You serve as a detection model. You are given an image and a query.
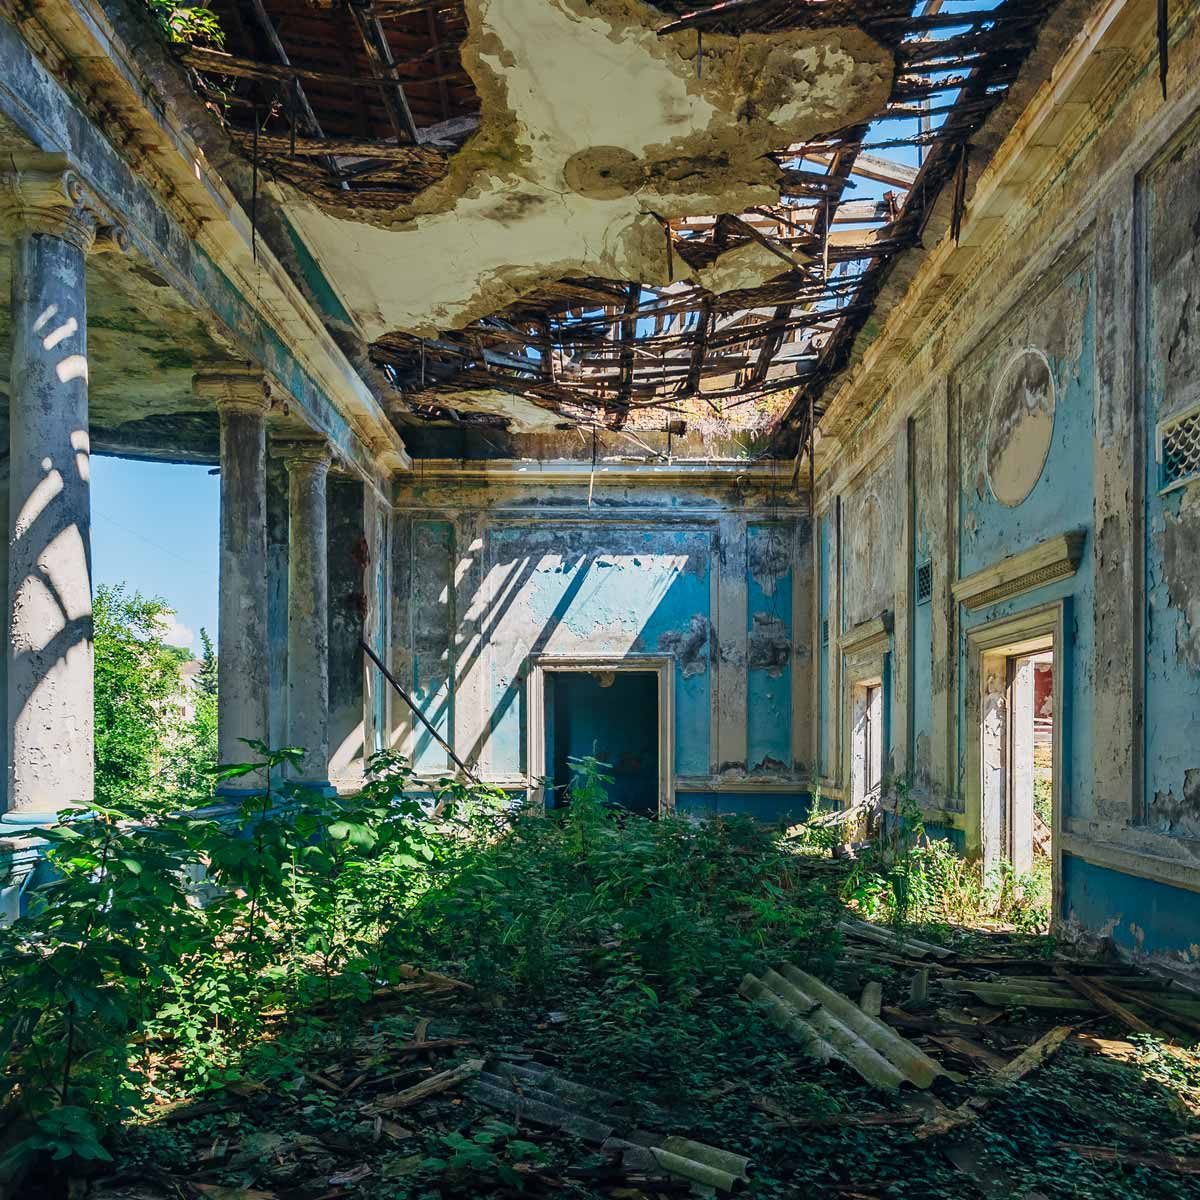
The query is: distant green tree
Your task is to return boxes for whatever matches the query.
[167,681,218,802]
[93,585,187,808]
[196,627,218,697]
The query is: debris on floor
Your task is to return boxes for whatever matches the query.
[87,915,1200,1200]
[739,964,947,1090]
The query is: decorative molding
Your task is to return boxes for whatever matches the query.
[953,530,1085,611]
[275,436,333,473]
[398,458,813,490]
[838,611,893,656]
[1060,833,1200,897]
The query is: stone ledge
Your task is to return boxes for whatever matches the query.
[1060,832,1200,896]
[839,611,893,656]
[952,529,1086,611]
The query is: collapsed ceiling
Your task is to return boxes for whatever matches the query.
[184,0,1059,455]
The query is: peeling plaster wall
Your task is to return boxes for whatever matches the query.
[910,409,933,794]
[1142,121,1200,841]
[390,472,810,809]
[953,256,1097,824]
[747,523,793,773]
[841,456,896,632]
[807,4,1200,962]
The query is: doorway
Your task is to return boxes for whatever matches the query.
[966,602,1067,923]
[976,624,1057,910]
[850,678,884,805]
[1007,649,1054,875]
[544,670,660,815]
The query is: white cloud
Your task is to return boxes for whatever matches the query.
[156,614,195,649]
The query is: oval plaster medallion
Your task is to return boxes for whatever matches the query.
[986,347,1056,507]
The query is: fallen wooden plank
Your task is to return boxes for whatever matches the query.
[1054,968,1154,1035]
[916,1026,1074,1139]
[928,1035,1011,1073]
[994,1024,1075,1084]
[1101,983,1200,1037]
[365,1058,482,1112]
[1057,1143,1200,1175]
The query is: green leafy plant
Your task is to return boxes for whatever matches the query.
[0,740,501,1191]
[422,1120,548,1192]
[145,0,224,47]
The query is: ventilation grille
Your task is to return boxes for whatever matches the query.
[1159,403,1200,493]
[821,618,830,647]
[917,560,933,605]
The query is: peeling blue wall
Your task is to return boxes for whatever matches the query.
[1142,138,1200,840]
[677,791,812,824]
[956,266,1096,818]
[394,504,811,812]
[747,524,792,772]
[1062,854,1200,956]
[486,523,713,780]
[411,520,454,773]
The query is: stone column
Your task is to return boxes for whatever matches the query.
[280,439,331,788]
[195,366,271,791]
[0,157,109,821]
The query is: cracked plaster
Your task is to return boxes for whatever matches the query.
[282,0,892,341]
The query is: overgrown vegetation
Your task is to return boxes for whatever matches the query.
[802,781,1053,935]
[2,749,1196,1199]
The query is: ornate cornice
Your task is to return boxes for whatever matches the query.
[815,0,1175,461]
[193,363,271,415]
[952,529,1086,611]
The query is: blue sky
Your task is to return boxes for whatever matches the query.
[91,456,220,657]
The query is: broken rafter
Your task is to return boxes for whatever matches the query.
[806,150,916,189]
[347,0,422,144]
[610,281,642,428]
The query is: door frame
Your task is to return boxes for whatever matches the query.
[526,654,675,815]
[964,600,1069,921]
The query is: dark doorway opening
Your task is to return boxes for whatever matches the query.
[545,670,659,815]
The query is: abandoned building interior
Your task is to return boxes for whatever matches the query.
[0,0,1199,979]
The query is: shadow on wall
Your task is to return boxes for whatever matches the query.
[403,521,796,790]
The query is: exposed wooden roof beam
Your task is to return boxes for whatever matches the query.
[809,150,917,189]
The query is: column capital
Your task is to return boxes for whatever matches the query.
[0,152,117,253]
[194,362,271,414]
[275,436,332,473]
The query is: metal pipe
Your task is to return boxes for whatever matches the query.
[359,638,479,782]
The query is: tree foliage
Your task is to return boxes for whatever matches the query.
[93,584,217,807]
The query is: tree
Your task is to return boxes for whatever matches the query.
[196,627,218,697]
[93,585,188,808]
[93,585,219,807]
